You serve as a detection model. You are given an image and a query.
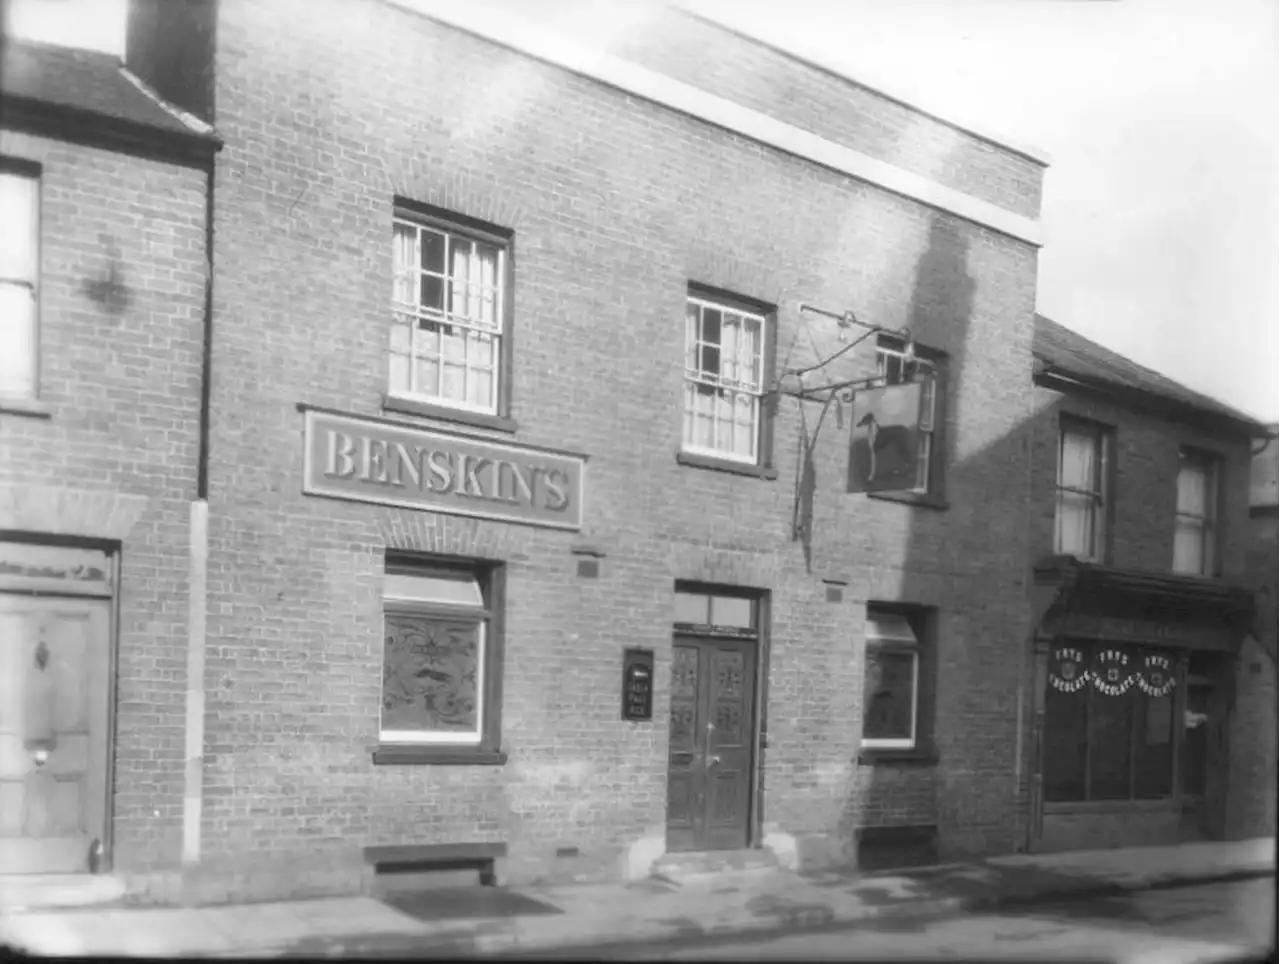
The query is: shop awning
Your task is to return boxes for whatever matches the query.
[1034,555,1258,652]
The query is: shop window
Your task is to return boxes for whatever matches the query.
[681,287,774,468]
[389,204,512,422]
[1173,448,1220,577]
[1055,418,1111,561]
[861,606,935,758]
[1043,642,1176,802]
[0,160,40,402]
[375,554,506,765]
[871,335,948,503]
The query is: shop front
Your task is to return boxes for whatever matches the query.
[1029,558,1255,853]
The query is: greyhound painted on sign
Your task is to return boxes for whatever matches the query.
[847,381,922,493]
[856,410,916,486]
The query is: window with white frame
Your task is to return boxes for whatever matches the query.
[390,210,508,414]
[875,335,939,494]
[1173,449,1219,577]
[1056,419,1111,561]
[0,163,40,400]
[683,293,768,464]
[861,610,921,750]
[381,561,495,747]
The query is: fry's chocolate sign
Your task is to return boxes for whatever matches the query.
[302,409,586,530]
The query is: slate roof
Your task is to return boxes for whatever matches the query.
[1,37,215,143]
[1033,314,1268,433]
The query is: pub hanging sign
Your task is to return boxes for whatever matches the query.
[622,648,655,722]
[1048,645,1089,693]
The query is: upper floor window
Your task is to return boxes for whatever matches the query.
[682,291,770,465]
[390,207,510,416]
[1173,448,1219,577]
[874,335,944,496]
[0,162,40,401]
[1056,418,1111,561]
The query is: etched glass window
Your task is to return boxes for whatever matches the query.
[380,565,487,745]
[861,611,920,749]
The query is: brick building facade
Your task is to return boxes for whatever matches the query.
[0,35,218,884]
[196,0,1044,894]
[1027,316,1271,851]
[3,0,1270,905]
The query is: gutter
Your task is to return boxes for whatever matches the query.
[1033,362,1270,440]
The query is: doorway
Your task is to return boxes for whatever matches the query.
[1179,650,1231,840]
[666,586,762,853]
[0,544,114,875]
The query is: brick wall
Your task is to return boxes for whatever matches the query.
[205,0,1041,884]
[0,129,207,871]
[1228,508,1278,839]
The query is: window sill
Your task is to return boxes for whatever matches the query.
[857,745,939,766]
[868,490,948,511]
[372,744,509,766]
[676,451,778,480]
[382,394,518,434]
[0,395,52,419]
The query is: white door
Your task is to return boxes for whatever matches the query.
[0,595,111,874]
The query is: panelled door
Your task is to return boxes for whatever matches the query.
[666,635,757,852]
[0,595,111,874]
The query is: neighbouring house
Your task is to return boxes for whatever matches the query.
[0,23,219,891]
[1027,315,1272,852]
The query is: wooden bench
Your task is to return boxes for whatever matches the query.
[364,842,508,886]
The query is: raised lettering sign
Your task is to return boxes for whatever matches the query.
[302,409,587,530]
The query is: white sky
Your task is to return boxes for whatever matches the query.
[683,0,1280,422]
[8,0,1277,420]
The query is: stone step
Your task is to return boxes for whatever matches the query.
[650,848,782,886]
[0,873,127,913]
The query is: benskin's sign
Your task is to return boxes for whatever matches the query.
[302,409,586,530]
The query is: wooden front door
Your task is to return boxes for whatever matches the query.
[0,595,111,873]
[666,636,756,852]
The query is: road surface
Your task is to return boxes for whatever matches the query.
[613,878,1275,963]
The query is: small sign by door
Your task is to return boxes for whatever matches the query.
[622,648,654,721]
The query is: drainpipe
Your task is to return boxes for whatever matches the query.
[183,155,215,867]
[1013,394,1035,852]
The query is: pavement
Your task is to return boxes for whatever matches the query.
[0,837,1274,959]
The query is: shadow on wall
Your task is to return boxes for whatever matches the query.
[837,214,1041,869]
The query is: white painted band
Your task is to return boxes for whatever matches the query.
[386,0,1044,247]
[182,500,209,866]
